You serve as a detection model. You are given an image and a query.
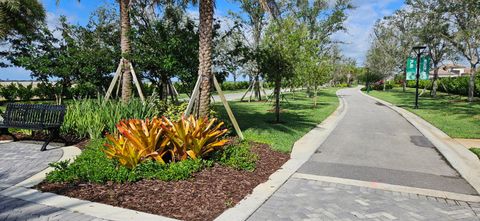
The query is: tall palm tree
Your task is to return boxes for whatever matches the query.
[194,0,276,117]
[119,0,133,102]
[196,0,214,117]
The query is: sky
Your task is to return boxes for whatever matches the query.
[0,0,404,81]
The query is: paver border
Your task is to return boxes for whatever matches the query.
[214,90,348,221]
[360,89,480,195]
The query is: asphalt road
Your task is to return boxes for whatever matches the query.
[298,87,477,194]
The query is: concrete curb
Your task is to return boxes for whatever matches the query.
[215,91,348,221]
[0,186,178,221]
[360,89,480,195]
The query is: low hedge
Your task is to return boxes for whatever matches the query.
[406,76,480,96]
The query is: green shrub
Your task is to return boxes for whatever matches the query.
[62,97,158,139]
[16,84,35,101]
[212,141,257,171]
[406,77,480,97]
[221,81,250,91]
[35,82,57,100]
[45,138,257,183]
[0,83,18,101]
[337,83,349,88]
[62,96,187,139]
[69,82,97,99]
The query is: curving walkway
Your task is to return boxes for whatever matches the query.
[0,142,108,221]
[248,88,480,221]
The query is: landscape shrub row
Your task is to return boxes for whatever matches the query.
[405,76,480,96]
[46,138,256,183]
[0,81,255,102]
[61,96,187,139]
[0,82,98,102]
[362,80,394,91]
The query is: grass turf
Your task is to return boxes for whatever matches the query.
[367,87,480,139]
[215,88,340,152]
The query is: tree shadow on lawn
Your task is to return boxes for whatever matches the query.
[383,91,480,128]
[216,99,334,136]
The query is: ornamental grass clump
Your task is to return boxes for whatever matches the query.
[103,115,228,169]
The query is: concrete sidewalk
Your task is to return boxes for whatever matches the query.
[0,142,109,221]
[248,88,480,221]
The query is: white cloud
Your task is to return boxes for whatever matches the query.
[332,0,403,66]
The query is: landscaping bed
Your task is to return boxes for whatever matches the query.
[37,141,289,221]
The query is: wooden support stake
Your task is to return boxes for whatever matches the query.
[240,80,254,101]
[185,76,202,116]
[212,75,244,140]
[104,59,123,101]
[129,62,145,103]
[115,71,123,98]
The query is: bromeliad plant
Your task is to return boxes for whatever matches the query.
[103,115,228,168]
[104,118,172,168]
[162,115,229,161]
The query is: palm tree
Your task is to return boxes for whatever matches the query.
[119,0,133,102]
[196,0,215,117]
[0,0,46,39]
[194,0,276,117]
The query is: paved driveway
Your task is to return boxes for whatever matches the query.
[249,88,480,221]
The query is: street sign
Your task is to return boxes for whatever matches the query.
[406,56,430,80]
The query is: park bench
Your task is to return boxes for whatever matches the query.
[0,103,66,151]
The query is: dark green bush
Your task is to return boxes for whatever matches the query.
[406,76,480,96]
[16,84,34,101]
[212,141,257,171]
[69,82,97,99]
[0,83,18,101]
[220,81,250,91]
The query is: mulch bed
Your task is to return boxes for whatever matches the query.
[37,142,290,221]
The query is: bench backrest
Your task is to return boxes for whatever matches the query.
[3,103,66,129]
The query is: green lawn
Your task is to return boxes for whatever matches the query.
[367,87,480,139]
[216,88,340,152]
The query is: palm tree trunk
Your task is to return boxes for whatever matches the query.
[120,0,132,102]
[197,0,214,118]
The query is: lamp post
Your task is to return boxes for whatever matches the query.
[412,46,426,109]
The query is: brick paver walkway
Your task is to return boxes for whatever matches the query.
[249,177,480,221]
[248,88,480,221]
[0,142,109,221]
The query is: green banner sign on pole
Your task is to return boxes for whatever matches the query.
[419,56,430,80]
[406,56,430,80]
[406,57,416,80]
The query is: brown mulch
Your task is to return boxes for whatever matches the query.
[37,142,290,221]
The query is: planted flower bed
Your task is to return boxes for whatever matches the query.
[37,114,289,221]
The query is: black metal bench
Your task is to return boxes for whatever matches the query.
[0,103,66,151]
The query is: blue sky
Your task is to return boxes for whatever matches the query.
[0,0,404,81]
